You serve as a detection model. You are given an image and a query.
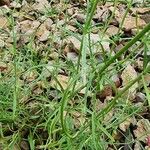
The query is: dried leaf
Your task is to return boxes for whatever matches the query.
[66,25,77,32]
[23,71,38,83]
[67,8,74,16]
[72,111,86,128]
[49,51,59,60]
[141,14,150,23]
[147,136,150,147]
[19,20,40,43]
[38,30,50,42]
[51,75,69,91]
[94,7,111,22]
[97,85,113,100]
[67,36,81,51]
[0,0,10,6]
[66,33,110,54]
[0,16,8,29]
[44,18,53,30]
[134,57,143,70]
[111,74,121,88]
[117,16,146,31]
[134,141,141,150]
[76,13,85,23]
[109,6,121,18]
[132,0,144,4]
[36,24,50,41]
[94,7,106,20]
[67,52,78,63]
[103,109,114,123]
[41,61,62,78]
[112,130,123,140]
[121,64,138,100]
[119,117,134,132]
[135,92,146,102]
[90,33,110,53]
[133,119,150,143]
[33,86,43,95]
[0,5,10,15]
[131,7,150,14]
[20,20,33,33]
[20,140,30,150]
[106,25,119,37]
[0,62,7,72]
[145,146,150,150]
[33,0,50,13]
[143,74,150,86]
[10,1,22,8]
[50,74,87,94]
[0,39,5,48]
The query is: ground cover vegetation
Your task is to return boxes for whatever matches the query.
[0,0,150,149]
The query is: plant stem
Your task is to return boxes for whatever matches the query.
[77,66,149,137]
[97,23,150,81]
[83,0,99,35]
